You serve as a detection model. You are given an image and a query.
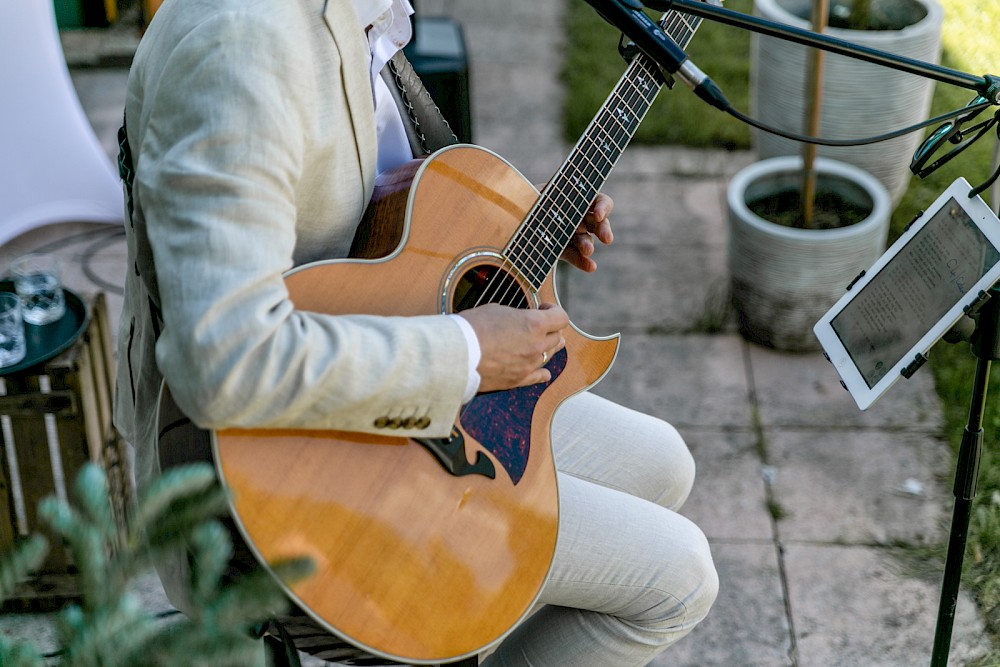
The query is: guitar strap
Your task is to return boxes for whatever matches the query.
[381,51,460,155]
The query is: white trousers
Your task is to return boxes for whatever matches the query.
[267,391,717,666]
[482,391,718,667]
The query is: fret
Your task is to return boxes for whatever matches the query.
[673,15,697,38]
[505,7,707,289]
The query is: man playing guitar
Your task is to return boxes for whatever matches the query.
[114,0,718,664]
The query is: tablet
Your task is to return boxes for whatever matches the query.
[814,177,1000,410]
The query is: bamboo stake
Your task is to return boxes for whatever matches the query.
[801,0,829,228]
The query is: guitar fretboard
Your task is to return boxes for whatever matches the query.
[506,10,704,289]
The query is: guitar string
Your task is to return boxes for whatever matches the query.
[482,98,640,318]
[459,87,637,320]
[521,9,700,271]
[487,36,670,305]
[507,61,652,287]
[456,13,699,426]
[502,11,699,287]
[506,53,660,289]
[477,83,638,309]
[455,8,709,430]
[462,11,699,317]
[519,9,708,277]
[469,17,683,314]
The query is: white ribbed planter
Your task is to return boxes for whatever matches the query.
[728,156,891,351]
[751,0,943,205]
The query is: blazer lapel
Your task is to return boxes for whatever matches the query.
[321,0,377,196]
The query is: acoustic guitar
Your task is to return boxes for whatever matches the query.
[156,5,713,664]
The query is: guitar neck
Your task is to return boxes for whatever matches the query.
[506,10,705,289]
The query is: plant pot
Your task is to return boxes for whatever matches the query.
[751,0,944,205]
[728,156,891,351]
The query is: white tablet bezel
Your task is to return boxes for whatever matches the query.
[813,177,1000,410]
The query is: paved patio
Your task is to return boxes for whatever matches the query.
[0,0,993,664]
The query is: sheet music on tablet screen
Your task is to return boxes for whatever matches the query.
[831,198,1000,388]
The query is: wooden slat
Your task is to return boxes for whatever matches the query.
[0,442,16,550]
[2,573,80,612]
[0,391,76,416]
[4,373,70,573]
[89,295,114,435]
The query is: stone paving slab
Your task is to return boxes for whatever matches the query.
[464,59,567,184]
[784,544,989,667]
[588,333,754,429]
[560,241,731,334]
[558,175,733,335]
[599,174,731,243]
[747,341,945,433]
[679,428,773,542]
[618,145,755,180]
[766,428,951,547]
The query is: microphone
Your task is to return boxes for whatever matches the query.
[579,0,730,110]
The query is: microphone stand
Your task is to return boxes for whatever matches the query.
[597,1,1000,665]
[934,289,999,667]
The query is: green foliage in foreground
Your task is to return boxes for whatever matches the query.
[0,463,313,666]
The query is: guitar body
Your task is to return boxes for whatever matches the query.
[162,145,619,663]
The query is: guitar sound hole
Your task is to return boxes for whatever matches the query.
[452,265,529,312]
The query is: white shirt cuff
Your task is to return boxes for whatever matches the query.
[448,314,482,403]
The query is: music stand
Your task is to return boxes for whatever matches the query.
[606,1,1000,664]
[932,287,1000,666]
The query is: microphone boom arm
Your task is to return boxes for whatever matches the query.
[579,0,732,109]
[643,0,1000,101]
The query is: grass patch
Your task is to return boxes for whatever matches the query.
[767,498,789,521]
[563,0,1000,649]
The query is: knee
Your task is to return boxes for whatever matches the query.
[649,421,696,511]
[650,521,718,632]
[682,530,719,626]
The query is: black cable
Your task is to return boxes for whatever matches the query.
[723,99,995,148]
[970,124,1000,198]
[16,224,126,296]
[24,224,123,255]
[914,116,999,178]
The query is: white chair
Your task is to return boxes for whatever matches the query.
[0,0,124,248]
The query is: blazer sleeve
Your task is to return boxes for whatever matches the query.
[134,11,470,438]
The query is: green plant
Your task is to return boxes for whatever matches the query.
[832,0,914,31]
[0,463,313,666]
[846,0,872,28]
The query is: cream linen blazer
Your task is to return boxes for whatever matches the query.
[113,0,470,495]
